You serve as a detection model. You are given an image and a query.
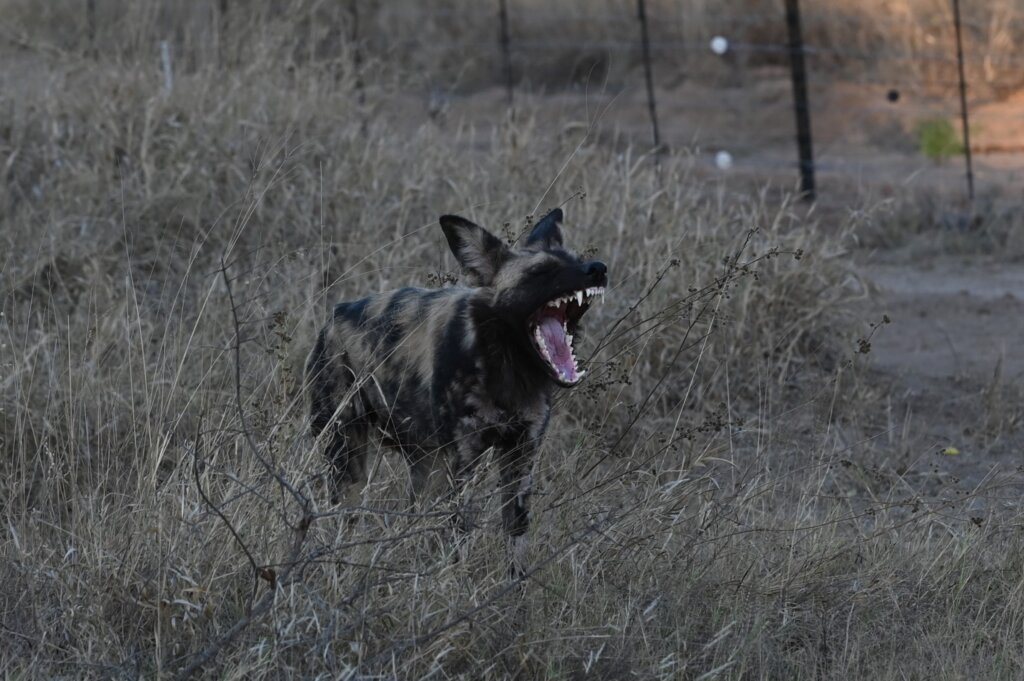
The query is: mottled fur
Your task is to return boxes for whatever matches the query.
[306,209,607,556]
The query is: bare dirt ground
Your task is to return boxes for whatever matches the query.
[858,252,1024,492]
[866,257,1024,382]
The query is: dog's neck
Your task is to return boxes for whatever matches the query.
[469,297,553,413]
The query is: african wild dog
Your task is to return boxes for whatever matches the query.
[305,208,607,559]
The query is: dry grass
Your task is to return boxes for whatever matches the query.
[3,3,1024,679]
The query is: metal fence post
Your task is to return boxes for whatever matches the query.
[784,0,816,201]
[218,0,229,67]
[498,0,514,108]
[86,0,97,56]
[951,0,975,203]
[637,0,661,152]
[350,0,366,107]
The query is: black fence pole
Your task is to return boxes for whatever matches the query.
[784,0,816,201]
[86,0,96,56]
[636,0,661,152]
[217,0,229,67]
[498,0,514,108]
[350,0,366,107]
[951,0,975,203]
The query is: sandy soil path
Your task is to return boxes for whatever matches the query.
[859,256,1024,494]
[866,258,1024,383]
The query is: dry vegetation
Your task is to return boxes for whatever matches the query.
[2,2,1024,679]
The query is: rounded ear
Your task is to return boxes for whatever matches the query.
[439,215,510,286]
[525,208,564,249]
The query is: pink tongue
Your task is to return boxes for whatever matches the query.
[537,316,577,381]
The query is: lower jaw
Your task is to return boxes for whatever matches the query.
[527,324,581,385]
[543,361,581,387]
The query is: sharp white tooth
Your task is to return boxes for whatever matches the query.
[577,369,586,379]
[575,291,583,306]
[566,333,573,345]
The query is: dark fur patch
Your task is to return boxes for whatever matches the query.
[334,298,369,326]
[430,296,470,442]
[306,329,332,435]
[368,287,417,351]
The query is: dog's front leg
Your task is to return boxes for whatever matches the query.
[498,442,536,578]
[440,444,488,539]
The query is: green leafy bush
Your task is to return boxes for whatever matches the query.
[915,117,964,162]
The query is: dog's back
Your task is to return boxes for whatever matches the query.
[307,286,481,461]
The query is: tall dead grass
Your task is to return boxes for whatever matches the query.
[3,4,1024,679]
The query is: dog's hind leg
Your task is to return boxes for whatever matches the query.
[407,452,442,509]
[322,417,370,507]
[306,329,371,505]
[498,442,537,578]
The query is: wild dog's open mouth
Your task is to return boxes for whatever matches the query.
[528,287,605,386]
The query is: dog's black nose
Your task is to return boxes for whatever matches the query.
[586,261,607,277]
